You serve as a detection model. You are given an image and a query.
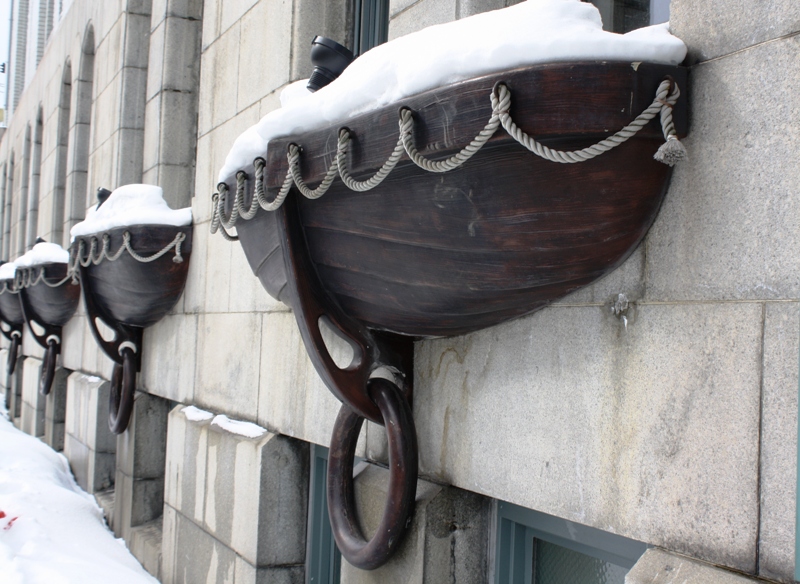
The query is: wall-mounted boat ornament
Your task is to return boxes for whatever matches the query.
[0,262,24,378]
[69,185,192,434]
[13,239,79,395]
[211,0,690,569]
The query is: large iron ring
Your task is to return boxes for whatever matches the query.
[38,340,58,395]
[6,331,20,376]
[108,346,136,434]
[327,377,418,570]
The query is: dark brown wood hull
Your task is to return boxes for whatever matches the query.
[19,263,80,327]
[0,286,24,326]
[74,225,192,328]
[232,62,687,338]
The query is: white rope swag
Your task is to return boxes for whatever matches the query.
[68,231,187,281]
[210,78,685,240]
[0,231,187,294]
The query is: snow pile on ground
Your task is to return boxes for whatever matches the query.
[14,242,70,267]
[0,262,16,281]
[0,413,158,584]
[70,184,192,239]
[218,0,687,180]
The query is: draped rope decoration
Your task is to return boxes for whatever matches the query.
[210,77,685,234]
[14,267,73,290]
[0,280,18,294]
[68,231,186,283]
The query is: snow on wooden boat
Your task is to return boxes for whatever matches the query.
[71,185,192,434]
[212,1,689,569]
[232,61,687,337]
[14,242,80,395]
[215,60,688,569]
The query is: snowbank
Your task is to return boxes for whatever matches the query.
[218,0,687,181]
[0,262,16,281]
[0,413,158,584]
[70,184,192,239]
[14,242,70,267]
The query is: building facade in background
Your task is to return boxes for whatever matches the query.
[0,0,798,583]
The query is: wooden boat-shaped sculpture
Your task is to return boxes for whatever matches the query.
[213,61,688,568]
[14,242,80,395]
[71,185,192,434]
[0,263,25,377]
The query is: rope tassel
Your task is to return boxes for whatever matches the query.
[654,135,687,166]
[652,78,686,166]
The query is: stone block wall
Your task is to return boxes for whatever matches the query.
[162,405,309,584]
[43,367,70,451]
[0,347,7,412]
[19,355,44,436]
[8,353,24,425]
[63,372,116,493]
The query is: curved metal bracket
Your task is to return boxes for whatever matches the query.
[277,196,413,425]
[0,318,22,343]
[79,263,142,434]
[4,326,21,376]
[19,283,64,351]
[79,263,143,370]
[18,285,64,396]
[39,340,58,396]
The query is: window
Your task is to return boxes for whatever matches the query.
[64,25,93,236]
[494,501,647,584]
[52,60,71,247]
[4,153,14,258]
[0,163,6,259]
[306,445,341,584]
[585,0,670,33]
[352,0,389,56]
[27,107,43,249]
[18,124,31,256]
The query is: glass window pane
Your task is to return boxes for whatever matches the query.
[586,0,670,33]
[650,0,670,25]
[533,539,628,584]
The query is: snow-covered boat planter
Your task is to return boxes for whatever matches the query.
[70,185,192,434]
[13,242,80,395]
[212,0,689,570]
[0,262,24,376]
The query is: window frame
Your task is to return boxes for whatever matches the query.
[352,0,389,56]
[306,444,342,584]
[493,500,648,584]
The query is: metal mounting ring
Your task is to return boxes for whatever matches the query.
[327,377,418,570]
[46,334,61,346]
[39,343,58,396]
[118,340,138,356]
[108,346,136,434]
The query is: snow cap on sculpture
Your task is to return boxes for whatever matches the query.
[15,242,70,267]
[70,184,192,239]
[219,0,687,181]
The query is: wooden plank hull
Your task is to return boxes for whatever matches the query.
[74,225,192,328]
[20,264,80,327]
[0,287,24,325]
[232,62,687,338]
